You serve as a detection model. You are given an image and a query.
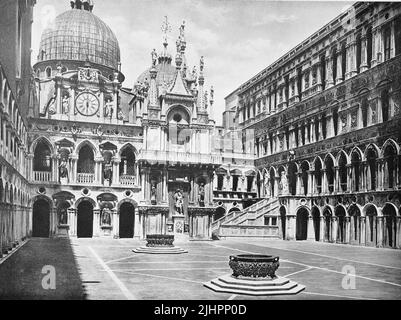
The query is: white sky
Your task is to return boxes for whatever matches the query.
[32,0,354,125]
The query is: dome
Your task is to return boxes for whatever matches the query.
[136,62,177,88]
[36,7,120,70]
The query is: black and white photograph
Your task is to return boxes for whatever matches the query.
[0,0,400,308]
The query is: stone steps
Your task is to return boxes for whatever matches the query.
[132,246,188,254]
[203,274,305,296]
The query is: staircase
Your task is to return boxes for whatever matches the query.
[212,197,280,239]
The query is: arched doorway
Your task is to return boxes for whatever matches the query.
[296,208,308,240]
[280,206,286,240]
[348,204,361,245]
[119,202,135,238]
[311,206,320,241]
[77,201,94,238]
[382,203,397,248]
[214,207,226,221]
[335,206,346,243]
[365,205,377,247]
[32,199,50,238]
[288,163,297,196]
[323,207,332,242]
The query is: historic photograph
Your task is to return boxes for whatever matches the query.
[0,0,400,302]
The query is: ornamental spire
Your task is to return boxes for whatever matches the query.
[159,16,172,65]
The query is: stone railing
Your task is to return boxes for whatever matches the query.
[219,225,279,238]
[119,175,136,186]
[33,171,52,182]
[77,173,95,184]
[138,150,222,165]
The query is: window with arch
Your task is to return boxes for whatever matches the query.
[338,152,348,192]
[33,140,52,172]
[351,151,361,192]
[356,35,362,73]
[381,89,390,122]
[383,25,391,61]
[383,143,397,189]
[366,147,378,191]
[45,67,52,78]
[77,145,95,174]
[366,27,373,68]
[325,156,335,193]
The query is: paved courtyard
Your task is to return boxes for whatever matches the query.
[1,237,401,300]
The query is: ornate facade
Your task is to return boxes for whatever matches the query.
[214,2,401,249]
[0,0,35,258]
[27,1,219,240]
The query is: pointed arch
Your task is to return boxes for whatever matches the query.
[30,136,54,154]
[381,138,400,157]
[75,140,99,157]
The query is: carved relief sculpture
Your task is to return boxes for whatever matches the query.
[174,189,184,215]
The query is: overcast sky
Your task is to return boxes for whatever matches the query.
[32,0,354,125]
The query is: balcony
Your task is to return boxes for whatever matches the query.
[138,150,222,166]
[119,175,136,186]
[33,171,52,183]
[77,173,95,184]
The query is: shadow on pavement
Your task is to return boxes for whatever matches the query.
[0,238,85,300]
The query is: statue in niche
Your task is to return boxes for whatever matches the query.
[117,107,124,121]
[62,93,70,114]
[59,207,68,225]
[101,208,112,226]
[104,98,113,119]
[151,48,158,67]
[198,183,205,207]
[174,189,184,215]
[103,158,113,186]
[48,95,56,115]
[150,182,157,205]
[71,124,79,141]
[280,171,288,194]
[59,155,68,179]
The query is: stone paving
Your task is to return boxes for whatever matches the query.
[1,237,401,300]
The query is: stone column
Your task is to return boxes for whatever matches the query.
[307,170,313,196]
[69,154,78,184]
[296,172,303,196]
[336,44,343,84]
[346,164,352,192]
[332,216,338,243]
[319,216,325,242]
[95,157,103,185]
[326,51,334,88]
[298,125,303,146]
[360,216,366,246]
[390,20,396,59]
[112,157,121,186]
[377,215,383,248]
[310,118,315,143]
[322,169,327,194]
[304,121,310,145]
[318,116,324,141]
[334,166,340,193]
[360,33,369,72]
[345,216,351,244]
[307,216,315,240]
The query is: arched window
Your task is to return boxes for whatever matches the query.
[217,175,224,191]
[356,35,362,73]
[366,147,378,191]
[301,161,309,196]
[33,140,52,172]
[383,143,397,189]
[314,158,322,194]
[381,90,390,122]
[366,27,373,68]
[383,25,391,61]
[77,145,95,174]
[338,152,348,192]
[351,151,361,192]
[119,146,136,185]
[333,109,338,136]
[325,155,335,193]
[45,67,52,78]
[332,47,337,82]
[362,98,368,127]
[288,163,297,196]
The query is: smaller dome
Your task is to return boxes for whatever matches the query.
[136,61,177,89]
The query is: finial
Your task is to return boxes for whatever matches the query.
[151,49,158,67]
[161,16,172,47]
[200,56,205,73]
[179,20,186,42]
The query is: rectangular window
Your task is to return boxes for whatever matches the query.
[384,26,391,61]
[264,217,270,226]
[271,217,277,226]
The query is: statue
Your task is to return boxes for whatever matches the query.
[104,158,113,186]
[101,208,112,226]
[151,182,157,205]
[210,86,214,101]
[151,48,158,67]
[71,124,79,141]
[59,207,68,225]
[117,107,124,120]
[198,183,205,207]
[280,171,288,194]
[192,66,197,79]
[174,189,184,215]
[62,93,69,114]
[104,98,113,119]
[200,56,204,72]
[179,20,185,40]
[59,156,68,179]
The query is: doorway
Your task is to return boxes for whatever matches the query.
[296,208,308,240]
[119,202,135,238]
[77,201,94,238]
[32,199,50,238]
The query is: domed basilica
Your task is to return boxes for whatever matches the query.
[28,0,220,240]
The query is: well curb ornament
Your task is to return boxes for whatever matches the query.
[132,234,188,254]
[204,254,305,296]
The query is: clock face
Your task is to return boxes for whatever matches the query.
[76,92,99,116]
